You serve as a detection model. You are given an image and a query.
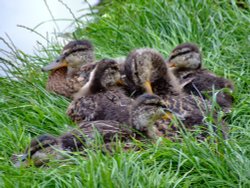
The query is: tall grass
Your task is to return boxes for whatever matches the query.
[0,0,249,187]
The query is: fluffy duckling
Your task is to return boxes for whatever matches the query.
[124,48,182,97]
[11,135,64,167]
[130,94,172,139]
[130,94,214,140]
[12,120,134,167]
[67,59,133,124]
[167,43,234,111]
[42,40,95,98]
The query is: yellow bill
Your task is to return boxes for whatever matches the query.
[42,55,68,72]
[168,62,176,68]
[162,111,173,120]
[116,79,124,86]
[143,80,153,94]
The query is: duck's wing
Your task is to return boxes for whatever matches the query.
[46,67,86,99]
[164,94,212,124]
[101,90,133,124]
[67,95,98,123]
[68,89,132,124]
[59,120,134,153]
[11,134,61,167]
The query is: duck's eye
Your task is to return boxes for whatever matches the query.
[110,70,115,75]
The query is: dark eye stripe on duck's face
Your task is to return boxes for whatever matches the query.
[63,40,93,52]
[168,48,193,62]
[63,47,92,58]
[168,43,200,61]
[62,40,94,58]
[134,94,167,109]
[42,40,94,72]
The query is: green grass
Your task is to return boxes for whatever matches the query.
[0,0,250,187]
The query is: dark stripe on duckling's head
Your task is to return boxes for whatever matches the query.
[167,43,202,70]
[132,93,167,109]
[42,40,94,72]
[130,94,171,137]
[171,43,200,55]
[62,40,94,57]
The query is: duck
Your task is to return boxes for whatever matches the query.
[166,43,234,111]
[11,134,63,167]
[42,40,95,99]
[12,120,134,167]
[11,92,218,167]
[123,48,183,98]
[123,49,221,137]
[130,93,215,140]
[67,58,133,124]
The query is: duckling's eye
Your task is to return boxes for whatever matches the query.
[109,70,115,74]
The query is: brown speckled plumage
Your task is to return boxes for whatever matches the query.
[12,120,134,167]
[163,94,211,127]
[167,43,234,111]
[43,40,95,99]
[130,94,217,141]
[46,67,87,98]
[67,59,133,124]
[67,89,133,124]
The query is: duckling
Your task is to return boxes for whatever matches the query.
[67,59,133,124]
[130,94,218,141]
[166,43,234,111]
[11,135,64,167]
[124,48,182,97]
[130,94,173,139]
[42,40,95,98]
[12,120,134,167]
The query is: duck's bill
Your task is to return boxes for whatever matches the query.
[116,79,124,86]
[143,81,154,94]
[167,61,176,68]
[162,112,173,120]
[11,153,28,167]
[41,55,67,72]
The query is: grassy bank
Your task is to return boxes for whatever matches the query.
[0,0,250,187]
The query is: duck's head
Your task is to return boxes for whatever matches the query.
[74,59,123,97]
[130,94,171,138]
[12,135,62,167]
[124,48,167,95]
[93,59,122,89]
[167,43,202,70]
[42,40,95,75]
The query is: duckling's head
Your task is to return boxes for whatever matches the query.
[12,135,61,167]
[167,43,202,70]
[93,59,122,89]
[74,59,122,97]
[42,40,95,75]
[130,94,169,135]
[124,48,167,95]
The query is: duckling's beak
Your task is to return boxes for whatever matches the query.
[168,61,176,68]
[12,153,28,167]
[162,111,173,120]
[116,79,124,86]
[41,55,68,72]
[143,80,154,94]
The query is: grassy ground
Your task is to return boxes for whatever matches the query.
[0,0,250,187]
